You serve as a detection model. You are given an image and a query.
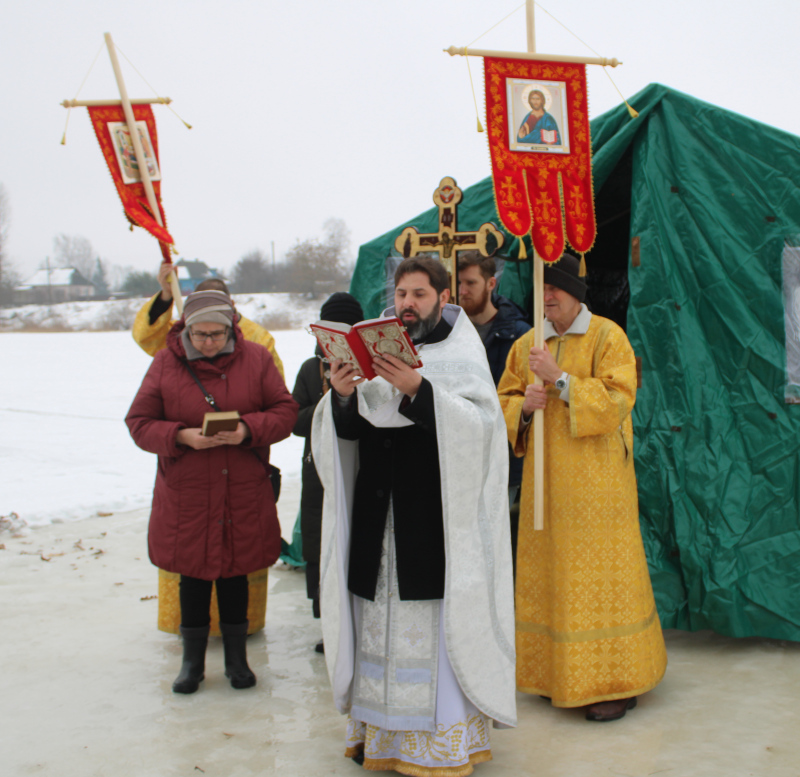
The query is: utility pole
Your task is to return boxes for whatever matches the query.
[45,256,53,305]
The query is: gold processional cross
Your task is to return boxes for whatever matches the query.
[394,176,504,304]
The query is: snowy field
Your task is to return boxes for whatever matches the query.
[0,292,321,332]
[1,325,317,529]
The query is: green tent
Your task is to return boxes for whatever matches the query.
[350,83,800,641]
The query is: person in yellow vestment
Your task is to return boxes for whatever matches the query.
[131,262,284,379]
[131,262,284,636]
[497,252,667,722]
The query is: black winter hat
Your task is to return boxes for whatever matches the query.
[320,292,364,326]
[543,252,587,302]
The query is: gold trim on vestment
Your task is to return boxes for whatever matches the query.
[516,605,658,643]
[518,669,667,708]
[343,749,492,777]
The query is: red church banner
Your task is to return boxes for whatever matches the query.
[483,57,596,262]
[87,104,174,261]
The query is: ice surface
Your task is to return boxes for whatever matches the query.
[1,327,318,528]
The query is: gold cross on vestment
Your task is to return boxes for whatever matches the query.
[394,176,505,303]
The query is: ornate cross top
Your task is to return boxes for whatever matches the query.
[394,176,504,303]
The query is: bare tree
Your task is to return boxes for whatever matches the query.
[230,249,272,293]
[0,184,19,305]
[91,258,110,299]
[53,234,95,280]
[282,218,352,295]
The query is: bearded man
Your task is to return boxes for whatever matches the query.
[312,255,516,775]
[497,251,667,722]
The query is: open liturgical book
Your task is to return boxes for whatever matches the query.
[310,316,422,380]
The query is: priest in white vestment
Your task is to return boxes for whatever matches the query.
[312,256,516,776]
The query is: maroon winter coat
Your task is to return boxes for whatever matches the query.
[126,322,298,580]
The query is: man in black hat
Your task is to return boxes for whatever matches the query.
[497,251,667,723]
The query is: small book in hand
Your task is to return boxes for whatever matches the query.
[202,410,241,436]
[309,316,422,380]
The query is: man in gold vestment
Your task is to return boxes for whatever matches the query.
[497,252,667,721]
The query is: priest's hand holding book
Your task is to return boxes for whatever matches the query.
[371,354,423,397]
[330,354,423,398]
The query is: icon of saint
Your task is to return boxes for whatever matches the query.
[517,86,561,145]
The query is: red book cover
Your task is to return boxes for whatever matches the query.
[310,316,422,380]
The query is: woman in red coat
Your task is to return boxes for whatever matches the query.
[126,290,298,694]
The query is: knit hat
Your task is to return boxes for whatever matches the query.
[183,289,236,329]
[543,252,587,302]
[320,292,364,326]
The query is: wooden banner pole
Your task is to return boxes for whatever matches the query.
[524,0,545,532]
[103,32,182,314]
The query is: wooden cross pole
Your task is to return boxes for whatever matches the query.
[394,176,504,304]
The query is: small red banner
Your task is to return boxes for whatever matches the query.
[87,104,174,260]
[484,57,596,261]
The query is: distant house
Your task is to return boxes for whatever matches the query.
[15,267,95,305]
[174,259,224,294]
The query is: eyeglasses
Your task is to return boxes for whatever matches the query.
[189,328,229,343]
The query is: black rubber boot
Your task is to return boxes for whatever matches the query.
[220,621,256,689]
[172,625,209,694]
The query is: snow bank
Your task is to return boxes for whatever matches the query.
[0,292,322,332]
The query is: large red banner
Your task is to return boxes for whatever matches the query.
[484,57,596,262]
[87,104,174,261]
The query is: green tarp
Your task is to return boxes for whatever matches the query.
[350,83,800,640]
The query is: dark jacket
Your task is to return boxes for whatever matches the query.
[485,293,531,384]
[292,356,327,564]
[332,317,452,602]
[126,321,298,580]
[484,294,531,488]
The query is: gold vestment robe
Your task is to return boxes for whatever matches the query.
[498,313,667,707]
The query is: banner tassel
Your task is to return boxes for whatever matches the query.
[579,253,587,277]
[518,239,527,259]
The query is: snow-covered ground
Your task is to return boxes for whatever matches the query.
[0,292,321,332]
[1,324,319,529]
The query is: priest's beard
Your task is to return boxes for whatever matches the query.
[460,286,491,318]
[401,300,441,342]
